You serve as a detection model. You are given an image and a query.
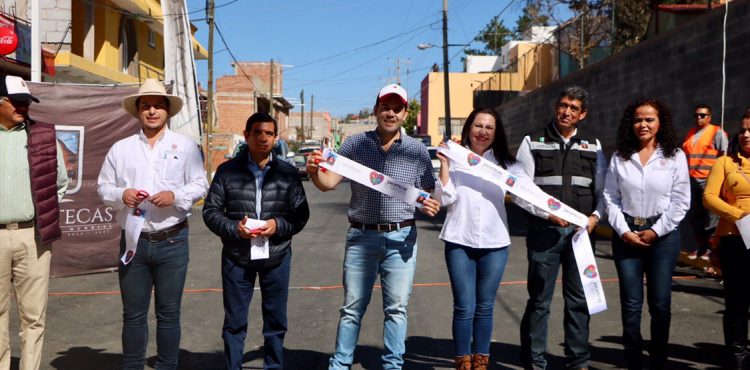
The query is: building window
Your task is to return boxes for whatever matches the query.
[119,17,138,76]
[148,29,156,48]
[438,118,464,139]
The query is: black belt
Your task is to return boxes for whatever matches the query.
[140,220,188,242]
[0,221,34,230]
[349,219,415,232]
[623,213,661,227]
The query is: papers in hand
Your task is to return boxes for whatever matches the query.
[244,218,267,230]
[244,218,270,260]
[736,215,750,250]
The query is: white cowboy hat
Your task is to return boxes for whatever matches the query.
[122,78,184,118]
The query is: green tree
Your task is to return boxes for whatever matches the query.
[403,99,420,135]
[514,2,550,39]
[464,15,513,56]
[612,0,651,53]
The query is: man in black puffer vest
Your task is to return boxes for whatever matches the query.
[203,112,309,370]
[515,86,606,370]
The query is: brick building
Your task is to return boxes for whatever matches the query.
[287,111,332,144]
[210,61,294,169]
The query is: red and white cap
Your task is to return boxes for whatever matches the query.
[0,75,39,103]
[376,84,407,106]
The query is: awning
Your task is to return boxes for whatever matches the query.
[110,0,164,34]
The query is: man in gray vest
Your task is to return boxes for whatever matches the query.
[0,75,68,370]
[515,85,606,370]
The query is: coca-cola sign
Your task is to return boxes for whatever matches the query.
[0,26,18,55]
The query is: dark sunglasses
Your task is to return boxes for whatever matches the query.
[694,113,709,119]
[739,128,750,135]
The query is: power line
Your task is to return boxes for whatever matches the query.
[285,26,431,91]
[78,0,239,23]
[214,21,259,92]
[287,19,442,74]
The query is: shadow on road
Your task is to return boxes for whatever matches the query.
[49,347,120,370]
[595,336,724,370]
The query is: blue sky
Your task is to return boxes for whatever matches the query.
[187,0,529,118]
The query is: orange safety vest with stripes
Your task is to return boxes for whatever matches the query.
[683,124,720,179]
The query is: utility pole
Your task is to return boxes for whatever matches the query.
[31,0,40,81]
[309,95,314,141]
[206,0,215,183]
[395,58,401,85]
[300,90,305,142]
[269,58,274,118]
[442,0,452,140]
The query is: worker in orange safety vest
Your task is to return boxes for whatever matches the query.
[682,103,728,261]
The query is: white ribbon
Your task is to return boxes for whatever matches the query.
[319,148,431,207]
[439,141,607,314]
[122,205,151,265]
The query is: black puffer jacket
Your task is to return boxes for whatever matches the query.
[203,150,309,269]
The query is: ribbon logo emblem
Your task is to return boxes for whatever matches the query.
[467,153,481,166]
[583,264,598,279]
[547,198,561,211]
[325,153,337,165]
[370,171,384,185]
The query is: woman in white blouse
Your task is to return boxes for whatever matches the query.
[603,98,690,370]
[434,108,522,370]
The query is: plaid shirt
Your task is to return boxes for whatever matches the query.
[338,129,436,224]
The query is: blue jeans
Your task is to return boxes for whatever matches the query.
[119,227,189,370]
[520,225,590,370]
[329,226,418,370]
[222,250,291,370]
[613,227,680,370]
[445,242,509,356]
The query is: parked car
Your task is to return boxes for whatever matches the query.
[411,134,432,146]
[297,146,318,158]
[273,139,293,163]
[292,154,309,180]
[227,139,295,164]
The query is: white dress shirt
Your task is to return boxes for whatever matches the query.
[515,127,608,220]
[603,147,690,237]
[435,149,532,249]
[97,128,208,232]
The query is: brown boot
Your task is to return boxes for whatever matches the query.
[455,354,472,370]
[472,353,489,370]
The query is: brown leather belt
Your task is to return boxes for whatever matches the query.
[349,219,415,232]
[140,220,188,242]
[0,221,34,230]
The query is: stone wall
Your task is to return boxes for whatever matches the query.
[499,0,750,156]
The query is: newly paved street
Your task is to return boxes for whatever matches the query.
[10,182,725,369]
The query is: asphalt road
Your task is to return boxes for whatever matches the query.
[9,182,726,369]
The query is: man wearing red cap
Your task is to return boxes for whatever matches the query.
[0,75,68,370]
[307,84,440,370]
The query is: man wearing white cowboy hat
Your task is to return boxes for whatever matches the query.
[97,78,207,370]
[0,74,68,370]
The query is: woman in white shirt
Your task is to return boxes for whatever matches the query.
[603,98,690,370]
[434,108,520,370]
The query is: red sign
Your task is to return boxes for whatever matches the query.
[0,26,18,55]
